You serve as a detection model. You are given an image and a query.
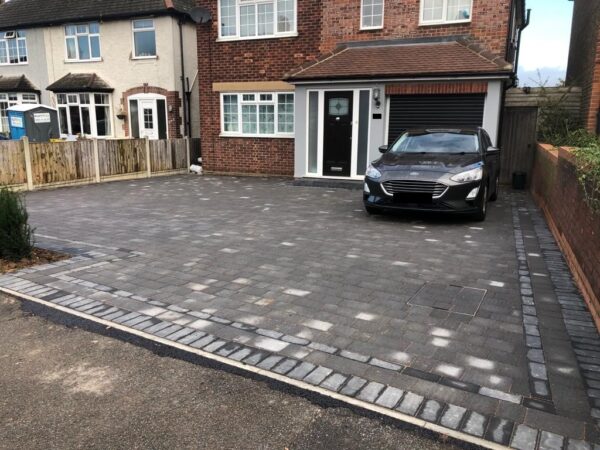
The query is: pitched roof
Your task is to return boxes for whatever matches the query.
[285,37,513,82]
[47,73,113,93]
[0,75,39,92]
[0,0,196,31]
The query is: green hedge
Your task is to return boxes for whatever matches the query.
[0,187,35,261]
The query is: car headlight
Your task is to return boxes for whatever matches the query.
[451,166,483,183]
[365,164,382,180]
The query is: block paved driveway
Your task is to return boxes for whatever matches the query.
[2,175,600,449]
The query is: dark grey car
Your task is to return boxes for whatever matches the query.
[363,128,501,221]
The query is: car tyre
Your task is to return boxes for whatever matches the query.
[473,184,488,222]
[490,175,499,202]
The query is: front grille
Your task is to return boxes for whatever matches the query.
[382,180,447,197]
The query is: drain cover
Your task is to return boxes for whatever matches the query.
[408,282,487,316]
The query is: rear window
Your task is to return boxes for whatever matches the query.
[390,132,480,154]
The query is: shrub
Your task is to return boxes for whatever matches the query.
[0,187,35,261]
[574,144,600,215]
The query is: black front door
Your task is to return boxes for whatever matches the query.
[323,91,353,177]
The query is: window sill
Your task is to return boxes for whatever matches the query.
[64,58,103,64]
[216,32,298,43]
[220,132,294,139]
[418,19,471,27]
[359,26,384,31]
[0,62,28,66]
[131,55,158,61]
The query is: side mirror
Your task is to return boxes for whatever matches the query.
[379,145,388,154]
[487,146,500,154]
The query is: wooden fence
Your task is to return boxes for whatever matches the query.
[0,137,191,191]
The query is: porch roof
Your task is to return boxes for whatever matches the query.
[47,73,114,93]
[0,75,39,93]
[285,37,513,82]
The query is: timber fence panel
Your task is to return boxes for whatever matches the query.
[98,139,147,177]
[0,140,27,186]
[29,140,95,185]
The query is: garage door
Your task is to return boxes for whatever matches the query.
[388,94,485,146]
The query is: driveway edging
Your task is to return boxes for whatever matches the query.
[2,283,593,450]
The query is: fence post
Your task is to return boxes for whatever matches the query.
[22,136,34,191]
[92,138,101,183]
[185,137,191,170]
[145,137,151,177]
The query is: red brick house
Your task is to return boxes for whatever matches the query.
[197,0,528,178]
[566,0,600,134]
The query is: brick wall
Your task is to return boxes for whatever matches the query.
[530,143,600,327]
[197,0,516,176]
[121,86,182,139]
[386,81,488,95]
[320,0,513,56]
[197,0,322,175]
[566,0,600,132]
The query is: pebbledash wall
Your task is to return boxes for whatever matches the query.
[196,0,515,176]
[40,16,198,139]
[531,143,600,327]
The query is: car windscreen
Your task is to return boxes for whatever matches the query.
[390,132,480,154]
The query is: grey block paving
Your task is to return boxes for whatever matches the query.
[375,387,404,409]
[356,381,385,403]
[440,405,467,430]
[396,392,424,416]
[5,177,600,449]
[512,424,539,450]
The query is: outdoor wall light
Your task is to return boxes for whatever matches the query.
[373,88,381,109]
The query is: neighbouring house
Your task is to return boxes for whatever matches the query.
[566,0,600,134]
[0,0,200,140]
[197,0,528,179]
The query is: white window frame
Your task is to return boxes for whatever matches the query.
[220,92,295,138]
[419,0,473,26]
[131,19,157,59]
[217,0,298,41]
[360,0,385,31]
[56,92,113,138]
[0,30,28,65]
[64,22,101,62]
[0,92,38,134]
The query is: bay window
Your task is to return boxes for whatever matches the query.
[221,92,294,137]
[65,23,101,61]
[219,0,296,39]
[0,30,28,65]
[56,93,112,137]
[421,0,472,25]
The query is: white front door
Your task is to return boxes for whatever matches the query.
[138,99,159,140]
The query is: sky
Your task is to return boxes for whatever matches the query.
[517,0,574,87]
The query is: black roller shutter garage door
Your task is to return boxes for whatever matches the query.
[388,94,485,146]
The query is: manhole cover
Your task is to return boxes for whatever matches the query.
[408,282,487,316]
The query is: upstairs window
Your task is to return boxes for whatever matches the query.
[65,23,101,61]
[421,0,472,25]
[0,30,28,65]
[219,0,296,40]
[361,0,384,30]
[132,19,156,58]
